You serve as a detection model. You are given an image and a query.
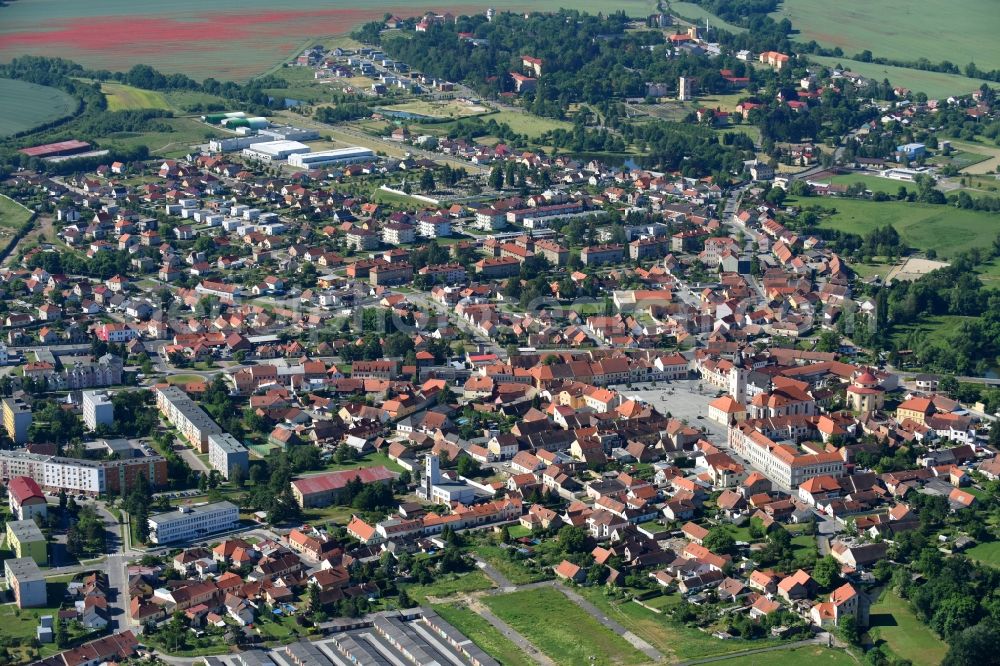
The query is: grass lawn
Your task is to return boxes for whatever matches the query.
[889,315,978,349]
[801,197,1000,258]
[322,451,406,474]
[0,78,78,137]
[485,587,647,666]
[473,544,552,585]
[711,645,859,665]
[0,195,33,231]
[791,534,818,558]
[405,570,495,603]
[850,258,899,280]
[779,0,1000,74]
[868,588,947,666]
[965,540,1000,568]
[577,588,787,661]
[98,116,222,158]
[813,173,909,195]
[166,374,204,385]
[486,110,573,138]
[433,603,536,666]
[102,82,170,111]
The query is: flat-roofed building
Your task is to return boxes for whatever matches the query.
[4,557,46,608]
[83,390,115,431]
[208,433,249,480]
[3,396,32,444]
[148,501,239,545]
[6,519,47,564]
[155,386,223,452]
[288,147,374,168]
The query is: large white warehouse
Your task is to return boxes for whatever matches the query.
[288,147,375,168]
[242,140,311,163]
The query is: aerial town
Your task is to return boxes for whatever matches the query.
[0,3,999,666]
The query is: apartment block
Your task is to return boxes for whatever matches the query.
[208,433,249,480]
[5,557,46,608]
[6,519,47,564]
[83,390,115,431]
[3,396,32,444]
[155,386,223,452]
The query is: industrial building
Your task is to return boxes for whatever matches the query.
[147,501,239,544]
[287,146,375,168]
[155,385,223,452]
[5,557,46,608]
[82,390,115,431]
[208,432,249,480]
[241,140,310,163]
[290,466,397,508]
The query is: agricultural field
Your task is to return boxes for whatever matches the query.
[433,603,536,666]
[801,197,1000,258]
[777,0,1000,72]
[102,82,170,110]
[0,0,657,80]
[868,589,948,666]
[0,78,78,137]
[484,587,648,666]
[808,55,994,100]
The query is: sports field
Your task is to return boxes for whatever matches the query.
[868,589,948,666]
[0,0,656,80]
[102,82,170,111]
[803,197,1000,258]
[484,587,648,665]
[0,78,78,136]
[808,56,993,100]
[776,0,1000,73]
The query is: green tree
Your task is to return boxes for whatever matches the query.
[558,525,587,554]
[703,527,736,555]
[812,555,840,589]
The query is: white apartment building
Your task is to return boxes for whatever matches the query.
[208,433,249,480]
[382,223,416,245]
[155,386,223,452]
[417,218,451,238]
[147,501,239,544]
[728,423,844,489]
[82,390,115,431]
